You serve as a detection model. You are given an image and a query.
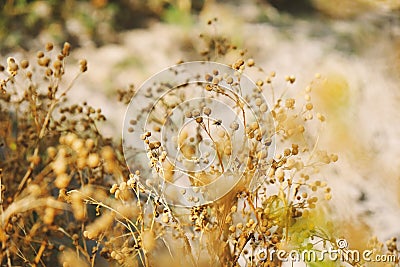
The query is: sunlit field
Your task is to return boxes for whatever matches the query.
[0,1,399,266]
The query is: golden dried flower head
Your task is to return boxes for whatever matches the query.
[53,60,62,70]
[101,146,115,160]
[71,138,84,152]
[285,98,295,109]
[7,57,18,75]
[55,173,71,189]
[230,121,239,131]
[37,51,44,58]
[247,58,255,67]
[45,42,54,51]
[62,42,71,56]
[87,153,100,168]
[233,59,244,70]
[85,138,95,150]
[79,59,88,73]
[285,75,296,83]
[20,59,29,69]
[52,158,67,175]
[38,57,51,67]
[203,106,212,116]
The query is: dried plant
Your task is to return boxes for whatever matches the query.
[0,23,398,267]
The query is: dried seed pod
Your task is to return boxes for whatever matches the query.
[87,153,100,168]
[20,59,29,69]
[45,42,54,51]
[247,58,255,67]
[203,107,212,116]
[37,51,44,58]
[62,42,71,56]
[79,59,88,72]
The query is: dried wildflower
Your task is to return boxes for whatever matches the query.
[20,59,29,69]
[55,173,72,189]
[233,59,244,70]
[247,58,255,67]
[87,153,100,168]
[203,106,212,115]
[62,42,71,56]
[7,57,18,75]
[79,59,88,73]
[0,24,350,267]
[45,42,54,51]
[37,51,45,58]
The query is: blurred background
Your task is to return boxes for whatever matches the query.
[1,0,400,249]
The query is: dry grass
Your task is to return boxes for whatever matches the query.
[0,21,398,267]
